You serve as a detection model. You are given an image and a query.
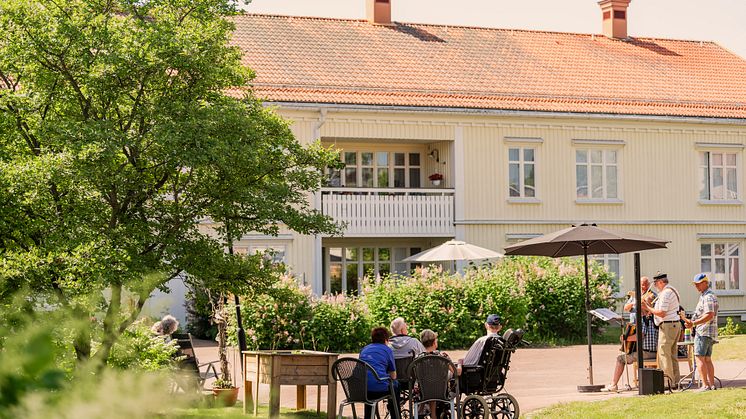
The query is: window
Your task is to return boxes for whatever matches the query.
[700,243,741,291]
[248,245,287,265]
[326,246,420,294]
[508,147,536,198]
[329,151,422,188]
[576,149,618,200]
[699,151,739,201]
[590,254,621,282]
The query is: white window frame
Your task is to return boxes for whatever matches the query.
[697,149,741,204]
[332,151,422,188]
[248,244,288,265]
[325,245,421,294]
[507,146,538,201]
[699,241,743,295]
[573,143,622,203]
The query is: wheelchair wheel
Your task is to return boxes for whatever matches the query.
[489,393,519,419]
[460,395,490,419]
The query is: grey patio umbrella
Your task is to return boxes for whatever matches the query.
[504,224,668,393]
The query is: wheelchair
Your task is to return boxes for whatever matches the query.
[457,328,527,419]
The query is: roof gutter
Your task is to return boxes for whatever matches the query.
[263,101,746,127]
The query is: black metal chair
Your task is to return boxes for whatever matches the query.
[395,352,416,416]
[332,357,401,419]
[408,354,459,419]
[171,333,218,392]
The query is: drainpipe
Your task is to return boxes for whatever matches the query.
[313,108,327,295]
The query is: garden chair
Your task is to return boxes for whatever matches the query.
[408,354,459,419]
[332,357,401,419]
[171,333,219,393]
[394,351,416,416]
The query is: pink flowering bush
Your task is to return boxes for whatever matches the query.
[363,265,529,349]
[231,276,371,352]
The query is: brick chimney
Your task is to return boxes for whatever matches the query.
[366,0,392,25]
[598,0,631,39]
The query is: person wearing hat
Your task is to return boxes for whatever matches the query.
[685,273,720,391]
[643,272,683,387]
[460,314,502,366]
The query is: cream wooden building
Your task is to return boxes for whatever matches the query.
[217,0,746,319]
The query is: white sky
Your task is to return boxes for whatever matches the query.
[242,0,746,59]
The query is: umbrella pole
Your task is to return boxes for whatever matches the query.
[583,247,594,386]
[634,252,645,394]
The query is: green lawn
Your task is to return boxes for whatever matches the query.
[529,388,746,418]
[713,335,746,361]
[165,403,326,419]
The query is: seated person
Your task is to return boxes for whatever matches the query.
[417,329,458,419]
[389,317,425,359]
[460,314,503,367]
[359,327,401,419]
[151,314,179,342]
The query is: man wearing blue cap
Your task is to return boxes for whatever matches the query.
[685,273,719,391]
[460,314,502,366]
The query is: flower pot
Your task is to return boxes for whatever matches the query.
[431,179,441,186]
[213,386,240,407]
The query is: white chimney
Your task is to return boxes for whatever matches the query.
[366,0,392,25]
[598,0,631,39]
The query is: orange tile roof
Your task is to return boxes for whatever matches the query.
[230,14,746,119]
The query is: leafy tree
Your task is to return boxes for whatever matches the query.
[0,0,340,367]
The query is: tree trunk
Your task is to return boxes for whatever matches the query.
[73,306,91,362]
[216,295,231,382]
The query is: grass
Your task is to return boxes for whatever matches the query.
[164,403,326,419]
[528,388,746,418]
[713,335,746,361]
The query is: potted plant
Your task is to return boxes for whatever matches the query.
[428,173,444,186]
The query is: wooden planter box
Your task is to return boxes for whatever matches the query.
[243,350,338,419]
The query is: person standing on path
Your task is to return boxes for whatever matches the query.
[685,273,719,391]
[644,272,682,387]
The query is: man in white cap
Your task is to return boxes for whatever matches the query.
[685,273,719,391]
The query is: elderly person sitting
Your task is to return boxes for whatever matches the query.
[418,329,459,419]
[151,314,179,341]
[389,317,425,359]
[359,327,401,419]
[460,314,502,367]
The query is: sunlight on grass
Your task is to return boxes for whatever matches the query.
[165,403,326,419]
[713,335,746,361]
[529,388,746,418]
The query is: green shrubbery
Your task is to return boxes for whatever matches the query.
[232,277,371,352]
[232,257,617,351]
[719,317,745,336]
[107,320,180,371]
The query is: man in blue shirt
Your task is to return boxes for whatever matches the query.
[685,273,720,391]
[359,327,400,419]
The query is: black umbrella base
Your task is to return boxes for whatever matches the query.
[577,384,605,393]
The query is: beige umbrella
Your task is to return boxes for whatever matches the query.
[403,240,503,262]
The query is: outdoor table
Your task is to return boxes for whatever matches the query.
[677,340,722,391]
[242,350,338,419]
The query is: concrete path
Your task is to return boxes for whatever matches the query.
[193,340,746,416]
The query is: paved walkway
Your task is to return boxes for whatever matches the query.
[193,340,746,416]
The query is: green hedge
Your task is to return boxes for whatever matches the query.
[231,257,617,352]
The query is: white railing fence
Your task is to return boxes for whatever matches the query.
[321,187,455,237]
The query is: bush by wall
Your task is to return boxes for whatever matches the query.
[229,257,618,352]
[364,266,528,349]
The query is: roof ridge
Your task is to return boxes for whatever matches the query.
[235,12,718,44]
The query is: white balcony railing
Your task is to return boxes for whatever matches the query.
[321,187,455,237]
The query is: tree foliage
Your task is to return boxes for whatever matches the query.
[0,0,340,366]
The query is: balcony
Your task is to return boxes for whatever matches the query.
[320,187,455,237]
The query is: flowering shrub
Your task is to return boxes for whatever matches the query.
[515,256,617,341]
[364,265,529,349]
[231,258,618,351]
[232,277,370,352]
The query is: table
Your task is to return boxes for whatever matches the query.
[242,350,338,419]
